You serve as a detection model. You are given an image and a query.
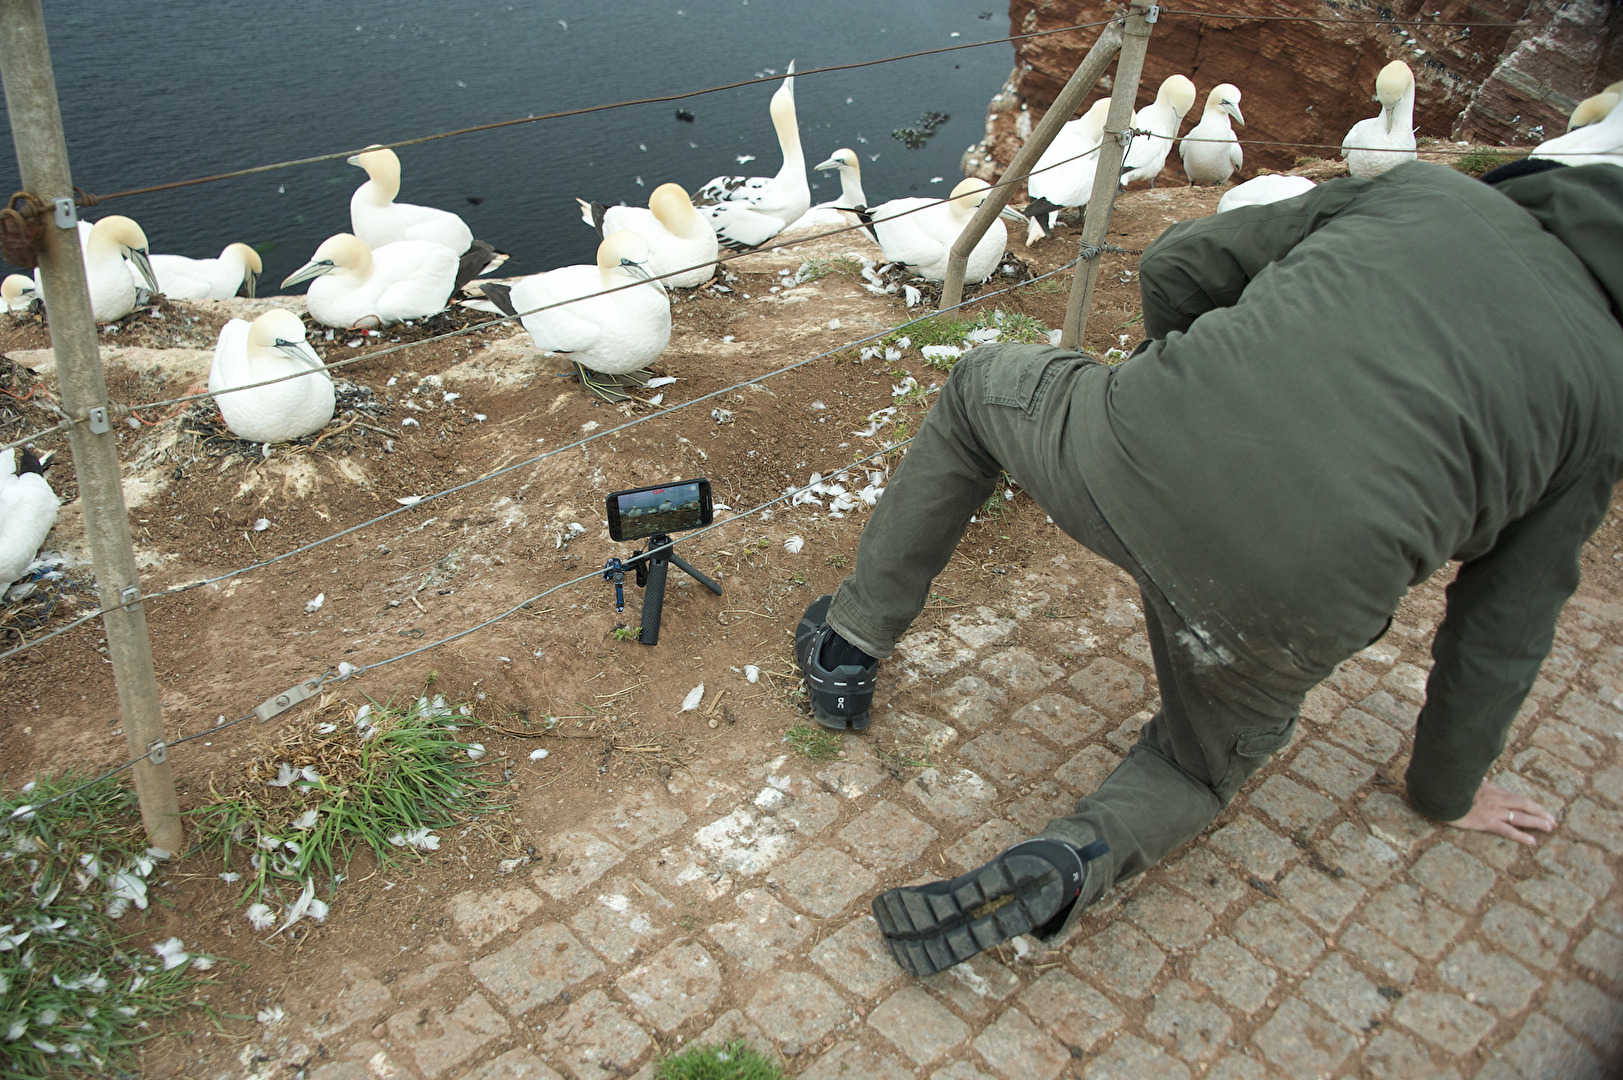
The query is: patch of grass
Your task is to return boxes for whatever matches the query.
[654,1038,785,1079]
[1029,275,1070,294]
[824,554,849,569]
[1452,149,1521,177]
[190,696,498,929]
[1,774,213,1077]
[899,309,1055,373]
[612,626,641,642]
[795,256,863,283]
[783,723,843,761]
[976,471,1019,522]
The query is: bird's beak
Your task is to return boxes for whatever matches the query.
[622,258,662,290]
[814,156,845,171]
[1383,105,1395,135]
[345,154,363,168]
[273,337,325,369]
[1225,102,1245,126]
[127,247,159,294]
[282,260,335,289]
[241,269,258,299]
[998,205,1026,225]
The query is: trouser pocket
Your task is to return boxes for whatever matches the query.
[1214,716,1298,803]
[972,344,1084,415]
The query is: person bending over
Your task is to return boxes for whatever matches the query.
[793,159,1623,976]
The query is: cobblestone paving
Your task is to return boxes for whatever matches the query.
[271,558,1619,1080]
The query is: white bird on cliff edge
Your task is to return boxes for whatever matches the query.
[575,182,719,288]
[3,274,39,313]
[1180,83,1245,186]
[1341,61,1417,179]
[1120,74,1197,188]
[1568,81,1622,132]
[694,61,811,249]
[1023,98,1110,245]
[476,231,671,403]
[348,145,507,291]
[0,447,59,591]
[1217,174,1316,213]
[861,177,1025,283]
[135,242,263,300]
[788,149,870,230]
[208,309,335,445]
[282,233,457,329]
[1533,83,1623,169]
[36,215,159,323]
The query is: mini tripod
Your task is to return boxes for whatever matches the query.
[602,533,723,645]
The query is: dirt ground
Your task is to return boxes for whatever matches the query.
[3,167,1619,1078]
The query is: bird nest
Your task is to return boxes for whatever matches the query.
[0,352,48,443]
[298,305,505,350]
[874,250,1037,310]
[177,380,393,459]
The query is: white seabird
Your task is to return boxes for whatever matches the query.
[1568,81,1622,132]
[1023,98,1110,245]
[863,177,1025,283]
[348,145,506,290]
[2,274,39,313]
[0,448,59,591]
[478,231,671,402]
[695,62,811,249]
[788,149,870,229]
[1534,83,1623,168]
[208,309,335,444]
[282,233,458,329]
[575,182,719,288]
[1179,83,1245,186]
[1121,75,1197,188]
[40,215,159,323]
[1341,61,1417,179]
[136,242,262,300]
[1217,174,1316,213]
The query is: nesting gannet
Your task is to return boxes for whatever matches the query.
[1023,98,1110,244]
[1121,75,1197,188]
[208,309,335,444]
[695,62,811,249]
[804,149,871,227]
[1569,81,1622,131]
[862,178,1025,283]
[1532,89,1623,169]
[1180,84,1245,186]
[1216,174,1316,213]
[135,242,262,300]
[575,183,719,288]
[0,448,59,590]
[42,215,159,323]
[282,233,457,329]
[348,145,507,290]
[1341,61,1417,179]
[2,274,39,313]
[478,232,671,402]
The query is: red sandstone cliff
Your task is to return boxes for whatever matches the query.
[965,0,1623,184]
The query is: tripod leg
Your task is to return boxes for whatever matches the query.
[639,557,669,645]
[669,553,723,595]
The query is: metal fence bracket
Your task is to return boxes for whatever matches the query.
[52,196,75,228]
[253,677,325,723]
[147,740,167,764]
[86,405,110,434]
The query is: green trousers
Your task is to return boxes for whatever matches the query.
[828,344,1322,917]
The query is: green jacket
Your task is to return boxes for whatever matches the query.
[1081,161,1623,821]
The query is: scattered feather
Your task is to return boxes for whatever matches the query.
[246,904,276,931]
[783,535,805,554]
[466,743,487,760]
[529,748,550,761]
[151,937,189,970]
[291,810,319,831]
[304,593,325,614]
[681,684,705,711]
[395,495,424,506]
[645,376,677,388]
[257,1006,285,1025]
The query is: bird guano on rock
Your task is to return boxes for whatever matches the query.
[208,309,335,445]
[478,231,671,403]
[282,233,458,329]
[348,145,507,290]
[1121,74,1197,188]
[695,61,811,249]
[0,447,59,592]
[1341,61,1417,179]
[1180,83,1244,186]
[575,182,719,288]
[862,177,1024,284]
[1023,98,1110,245]
[137,242,262,300]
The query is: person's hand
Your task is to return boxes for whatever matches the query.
[1446,780,1558,845]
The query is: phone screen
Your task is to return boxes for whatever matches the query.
[606,478,713,542]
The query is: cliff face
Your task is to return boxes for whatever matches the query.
[965,0,1623,183]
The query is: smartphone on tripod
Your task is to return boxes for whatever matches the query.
[603,479,721,645]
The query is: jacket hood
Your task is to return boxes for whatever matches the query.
[1490,163,1623,326]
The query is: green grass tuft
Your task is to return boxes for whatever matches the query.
[794,257,863,283]
[1,775,212,1078]
[1452,150,1521,177]
[783,723,843,761]
[654,1038,785,1079]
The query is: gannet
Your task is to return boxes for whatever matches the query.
[39,215,159,323]
[1121,75,1197,187]
[282,233,458,329]
[1341,61,1417,179]
[348,145,507,290]
[478,231,671,402]
[1568,81,1622,131]
[575,183,719,288]
[1216,174,1316,213]
[208,309,335,444]
[1023,98,1110,244]
[1532,92,1623,169]
[0,448,58,591]
[798,149,871,229]
[1180,83,1245,186]
[862,178,1025,283]
[695,62,811,249]
[136,242,262,300]
[2,274,39,313]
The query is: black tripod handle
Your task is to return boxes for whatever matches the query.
[668,552,723,595]
[638,557,669,645]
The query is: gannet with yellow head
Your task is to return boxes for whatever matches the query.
[281,233,457,329]
[1121,75,1198,187]
[575,182,719,288]
[1342,61,1417,179]
[208,308,335,444]
[1024,98,1111,244]
[863,177,1025,283]
[1180,83,1245,186]
[137,242,262,300]
[695,62,811,249]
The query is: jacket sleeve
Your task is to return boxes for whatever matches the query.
[1138,180,1366,339]
[1404,470,1614,821]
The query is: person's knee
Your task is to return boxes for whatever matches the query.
[1212,715,1298,803]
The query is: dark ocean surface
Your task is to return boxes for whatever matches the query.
[0,0,1017,288]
